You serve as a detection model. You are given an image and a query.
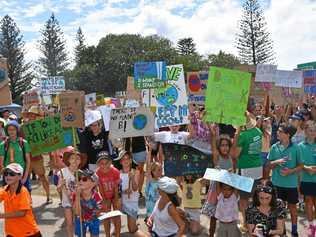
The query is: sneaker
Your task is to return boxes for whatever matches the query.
[307,225,316,237]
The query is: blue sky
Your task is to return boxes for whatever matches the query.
[1,0,316,69]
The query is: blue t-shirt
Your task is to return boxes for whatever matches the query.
[145,180,159,217]
[268,142,302,188]
[298,141,316,183]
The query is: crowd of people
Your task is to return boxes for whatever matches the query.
[0,98,316,237]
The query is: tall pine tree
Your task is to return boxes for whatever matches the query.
[177,37,196,55]
[236,0,275,65]
[38,13,68,76]
[0,15,33,102]
[74,27,85,65]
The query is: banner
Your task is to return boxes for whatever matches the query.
[109,107,154,139]
[303,70,316,94]
[186,71,208,105]
[274,70,303,88]
[134,61,167,89]
[60,91,85,128]
[142,65,189,128]
[255,64,277,82]
[22,115,73,156]
[85,93,96,107]
[40,76,65,95]
[203,168,254,193]
[205,67,251,126]
[162,143,213,177]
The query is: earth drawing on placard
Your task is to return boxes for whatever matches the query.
[133,114,147,130]
[155,83,178,106]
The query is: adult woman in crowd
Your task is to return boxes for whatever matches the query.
[246,182,286,237]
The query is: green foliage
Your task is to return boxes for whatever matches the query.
[0,15,34,103]
[177,37,196,55]
[207,50,240,69]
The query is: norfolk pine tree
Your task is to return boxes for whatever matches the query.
[236,0,275,65]
[0,15,33,102]
[38,13,68,76]
[74,27,86,65]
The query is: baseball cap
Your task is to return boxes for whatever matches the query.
[5,163,23,175]
[96,151,111,163]
[158,176,179,194]
[289,112,304,121]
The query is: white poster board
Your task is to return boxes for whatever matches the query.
[142,64,189,128]
[98,105,111,131]
[255,64,277,82]
[109,107,154,139]
[40,76,65,95]
[274,70,303,88]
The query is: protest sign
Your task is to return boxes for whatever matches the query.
[203,168,254,193]
[186,71,208,105]
[60,91,85,128]
[0,57,11,106]
[126,76,141,100]
[98,211,124,221]
[0,57,7,83]
[97,105,111,131]
[85,110,102,127]
[85,93,96,107]
[162,143,212,177]
[204,67,251,126]
[274,70,303,88]
[22,115,73,156]
[303,70,316,94]
[255,64,277,82]
[41,76,65,95]
[109,107,154,139]
[0,84,12,106]
[142,65,189,128]
[134,61,167,89]
[269,86,304,105]
[96,94,105,106]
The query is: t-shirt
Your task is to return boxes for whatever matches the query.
[80,129,113,165]
[58,167,76,208]
[0,138,31,169]
[182,181,202,209]
[291,131,305,145]
[125,136,146,153]
[298,142,316,183]
[0,185,39,236]
[237,128,262,169]
[215,193,239,222]
[96,166,120,200]
[154,131,189,145]
[268,142,302,188]
[73,191,103,222]
[145,180,159,217]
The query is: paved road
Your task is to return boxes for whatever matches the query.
[0,185,307,236]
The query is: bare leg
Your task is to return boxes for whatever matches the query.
[209,216,217,237]
[64,208,74,237]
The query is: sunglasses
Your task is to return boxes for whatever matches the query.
[79,176,90,182]
[257,186,273,194]
[4,171,19,177]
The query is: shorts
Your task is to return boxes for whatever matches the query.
[30,158,45,176]
[75,217,100,236]
[275,186,299,204]
[239,179,261,199]
[133,151,147,165]
[184,208,200,222]
[216,221,241,237]
[122,200,139,220]
[300,182,316,196]
[261,152,269,166]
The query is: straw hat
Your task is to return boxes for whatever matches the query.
[22,106,42,118]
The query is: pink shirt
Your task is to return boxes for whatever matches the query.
[215,193,239,222]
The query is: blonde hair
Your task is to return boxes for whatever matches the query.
[150,162,161,178]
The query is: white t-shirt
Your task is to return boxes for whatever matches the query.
[58,167,76,208]
[154,131,189,145]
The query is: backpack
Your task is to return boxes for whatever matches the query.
[3,137,26,165]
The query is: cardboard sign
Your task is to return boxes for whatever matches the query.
[204,67,251,126]
[142,65,189,128]
[162,143,213,177]
[203,168,254,193]
[60,91,85,128]
[186,71,208,105]
[22,115,73,156]
[109,107,154,139]
[126,76,141,100]
[0,57,7,83]
[134,61,167,89]
[85,93,96,107]
[41,76,65,95]
[0,83,12,106]
[255,64,277,82]
[274,70,303,88]
[269,86,304,105]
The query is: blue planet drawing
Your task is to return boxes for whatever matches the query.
[133,114,147,130]
[155,84,178,106]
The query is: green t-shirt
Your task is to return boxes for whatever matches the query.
[298,142,316,183]
[0,138,31,169]
[237,127,262,169]
[268,142,302,188]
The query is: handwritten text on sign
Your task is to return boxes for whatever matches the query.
[109,107,154,139]
[41,76,65,95]
[186,71,208,105]
[162,143,213,177]
[22,115,73,156]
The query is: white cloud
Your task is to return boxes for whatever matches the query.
[23,3,46,17]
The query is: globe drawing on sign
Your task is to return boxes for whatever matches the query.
[155,84,178,106]
[133,114,147,130]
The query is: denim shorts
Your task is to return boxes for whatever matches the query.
[75,217,100,236]
[133,151,147,165]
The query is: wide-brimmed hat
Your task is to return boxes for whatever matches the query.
[22,106,42,118]
[116,150,132,161]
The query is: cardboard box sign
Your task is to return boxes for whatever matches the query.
[60,91,85,128]
[0,84,12,106]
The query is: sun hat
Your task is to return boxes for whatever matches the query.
[158,176,179,194]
